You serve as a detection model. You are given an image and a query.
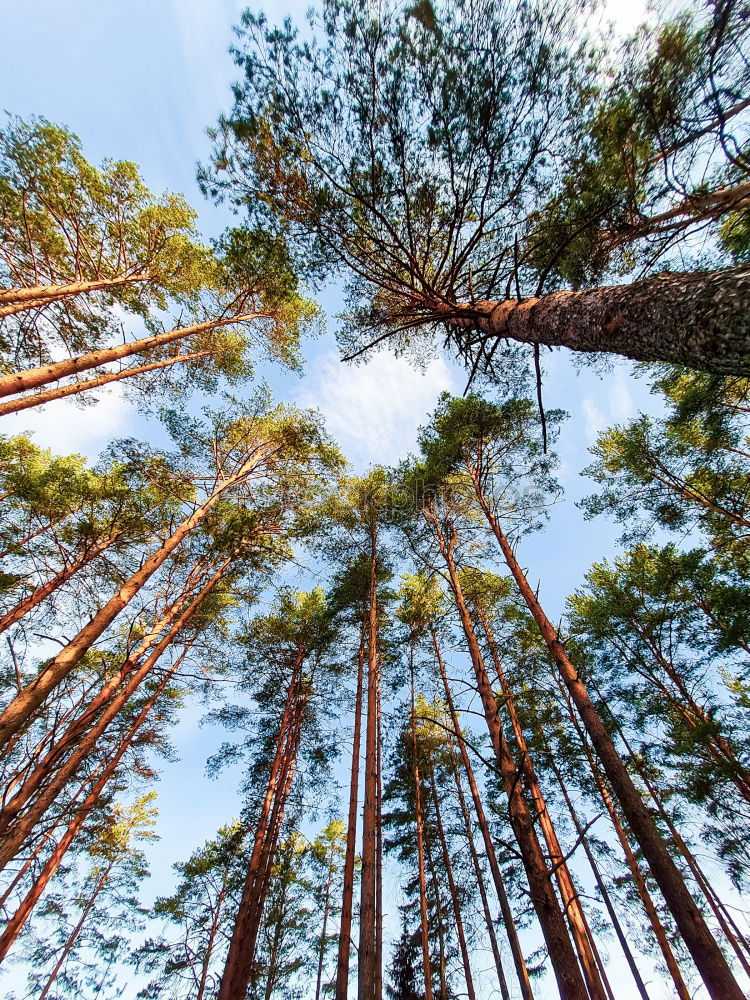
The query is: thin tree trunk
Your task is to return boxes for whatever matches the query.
[430,263,750,375]
[0,445,270,748]
[429,768,477,1000]
[450,751,511,1000]
[0,312,262,398]
[375,656,383,1000]
[335,624,366,1000]
[0,350,211,417]
[0,644,186,961]
[37,859,116,1000]
[358,523,380,1000]
[0,273,153,313]
[410,662,434,1000]
[478,607,609,1000]
[430,627,534,1000]
[197,887,226,1000]
[426,509,588,1000]
[473,486,745,1000]
[546,752,653,1000]
[315,856,336,1000]
[0,530,124,635]
[424,830,448,1000]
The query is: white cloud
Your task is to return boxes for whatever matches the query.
[581,370,636,443]
[2,385,135,462]
[295,349,459,469]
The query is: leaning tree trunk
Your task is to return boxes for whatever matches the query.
[0,350,211,416]
[471,478,745,1000]
[433,263,750,375]
[335,624,366,1000]
[0,273,153,316]
[0,445,269,748]
[0,312,261,398]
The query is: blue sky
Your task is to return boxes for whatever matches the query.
[6,2,731,999]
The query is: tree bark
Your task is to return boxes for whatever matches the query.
[471,482,745,1000]
[425,508,588,1000]
[0,273,153,313]
[429,768,477,1000]
[0,350,211,417]
[477,608,609,1000]
[431,630,532,1000]
[435,264,750,375]
[358,523,380,1000]
[0,445,270,748]
[410,663,434,1000]
[335,624,366,1000]
[0,312,261,399]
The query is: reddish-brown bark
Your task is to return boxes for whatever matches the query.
[410,666,434,1000]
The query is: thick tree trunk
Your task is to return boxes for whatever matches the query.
[335,625,366,1000]
[478,609,609,1000]
[431,631,531,1000]
[426,510,588,1000]
[0,312,260,398]
[0,350,211,417]
[358,525,380,1000]
[429,769,477,1000]
[410,665,434,1000]
[0,273,153,314]
[472,483,745,1000]
[0,446,268,748]
[436,264,750,375]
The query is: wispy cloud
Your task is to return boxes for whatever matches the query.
[294,349,459,469]
[581,371,635,443]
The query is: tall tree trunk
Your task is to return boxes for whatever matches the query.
[0,273,153,314]
[450,748,511,1000]
[0,312,261,398]
[219,670,309,1000]
[430,263,750,375]
[37,859,116,1000]
[545,751,653,1000]
[477,608,609,1000]
[375,655,383,1000]
[471,482,746,1000]
[423,831,448,1000]
[0,643,187,961]
[552,673,698,998]
[429,768,477,1000]
[0,530,124,635]
[315,856,336,1000]
[410,662,434,1000]
[197,887,227,1000]
[335,624,366,1000]
[593,691,750,977]
[0,555,230,834]
[430,628,534,1000]
[0,350,211,417]
[0,561,224,870]
[0,446,270,748]
[425,508,588,1000]
[358,523,380,1000]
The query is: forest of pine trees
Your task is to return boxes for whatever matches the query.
[0,0,749,998]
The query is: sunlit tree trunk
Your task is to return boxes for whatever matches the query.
[469,476,745,1000]
[424,507,588,1000]
[0,350,211,417]
[0,312,261,399]
[0,445,269,748]
[0,273,153,315]
[335,625,366,1000]
[358,523,380,1000]
[410,663,434,1000]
